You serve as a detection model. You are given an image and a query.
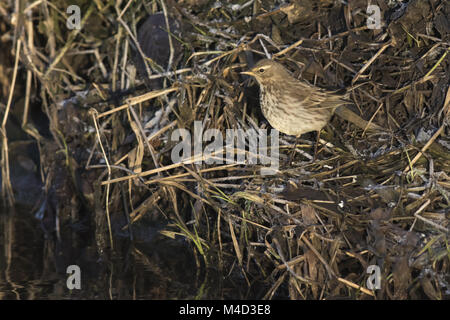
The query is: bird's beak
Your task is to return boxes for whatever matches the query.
[241,71,254,76]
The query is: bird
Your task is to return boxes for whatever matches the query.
[241,59,382,155]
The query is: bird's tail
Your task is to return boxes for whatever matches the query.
[334,106,384,132]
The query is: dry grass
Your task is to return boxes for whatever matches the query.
[0,0,449,299]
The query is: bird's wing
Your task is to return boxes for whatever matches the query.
[300,82,346,110]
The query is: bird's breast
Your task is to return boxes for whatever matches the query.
[259,89,329,136]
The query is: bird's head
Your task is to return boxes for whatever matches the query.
[241,59,291,85]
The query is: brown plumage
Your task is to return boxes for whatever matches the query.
[242,59,382,136]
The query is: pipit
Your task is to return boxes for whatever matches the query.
[242,59,382,155]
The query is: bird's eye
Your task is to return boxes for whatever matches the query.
[258,68,265,73]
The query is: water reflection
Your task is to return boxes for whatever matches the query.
[0,208,197,299]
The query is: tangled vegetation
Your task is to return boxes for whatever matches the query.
[0,0,449,299]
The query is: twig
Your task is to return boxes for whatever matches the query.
[129,105,161,172]
[337,277,375,297]
[95,87,179,119]
[352,41,391,84]
[411,199,449,233]
[160,0,174,73]
[44,5,95,79]
[273,39,304,57]
[89,108,114,250]
[403,123,445,173]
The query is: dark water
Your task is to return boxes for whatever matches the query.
[0,207,199,299]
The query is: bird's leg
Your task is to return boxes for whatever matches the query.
[313,130,320,161]
[288,135,299,164]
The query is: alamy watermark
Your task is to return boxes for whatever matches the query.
[66,5,81,30]
[367,4,382,30]
[66,265,81,290]
[366,265,381,290]
[64,4,383,33]
[170,121,279,175]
